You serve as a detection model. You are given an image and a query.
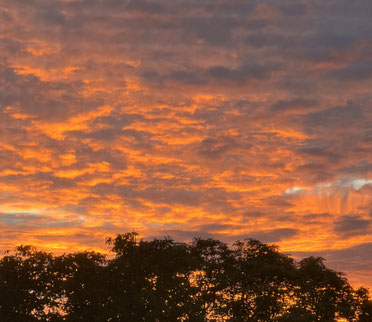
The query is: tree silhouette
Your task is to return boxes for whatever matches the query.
[0,232,371,321]
[105,232,204,321]
[0,245,62,321]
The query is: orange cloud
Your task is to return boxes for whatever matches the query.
[1,0,372,290]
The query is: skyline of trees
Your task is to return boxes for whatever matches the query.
[1,232,371,321]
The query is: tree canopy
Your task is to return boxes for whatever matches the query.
[0,232,371,321]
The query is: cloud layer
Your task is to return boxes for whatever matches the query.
[1,0,372,287]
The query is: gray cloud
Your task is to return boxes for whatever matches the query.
[329,61,372,81]
[248,228,299,243]
[147,229,214,242]
[0,212,81,229]
[303,105,363,131]
[291,242,372,286]
[271,98,318,112]
[334,215,372,237]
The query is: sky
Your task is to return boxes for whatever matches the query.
[1,0,372,288]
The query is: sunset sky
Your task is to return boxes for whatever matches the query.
[1,0,372,288]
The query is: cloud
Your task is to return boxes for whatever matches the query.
[334,215,372,237]
[291,242,372,288]
[249,228,299,243]
[271,98,318,112]
[197,136,241,160]
[329,61,372,81]
[206,63,279,82]
[147,230,214,242]
[0,212,81,229]
[0,0,372,289]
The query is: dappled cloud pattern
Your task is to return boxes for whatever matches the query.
[1,0,372,288]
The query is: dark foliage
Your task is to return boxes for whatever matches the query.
[0,232,371,321]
